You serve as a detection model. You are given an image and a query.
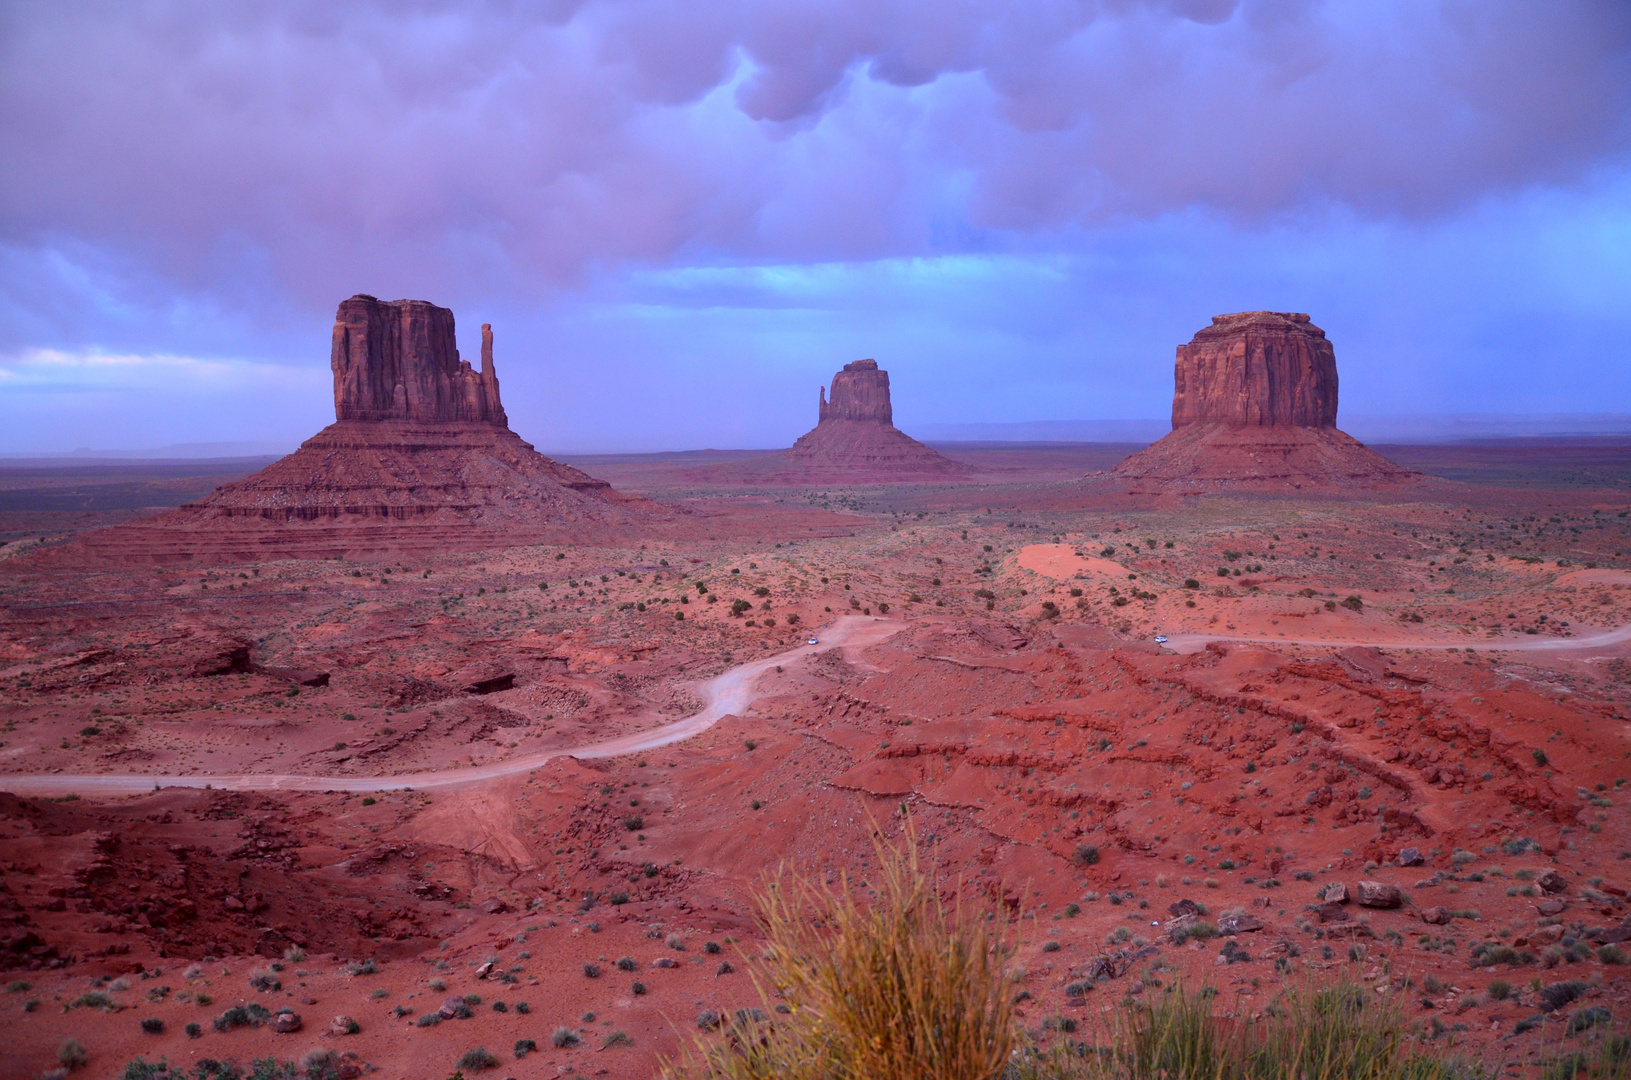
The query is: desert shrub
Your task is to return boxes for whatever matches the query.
[604,1031,634,1049]
[1074,845,1100,866]
[552,1027,579,1048]
[632,981,648,995]
[185,1022,202,1039]
[616,955,637,971]
[120,1058,169,1080]
[663,823,1014,1080]
[1013,977,1472,1080]
[247,970,281,992]
[140,1017,165,1034]
[514,1001,531,1014]
[457,1047,499,1072]
[1598,944,1627,964]
[583,963,601,978]
[348,958,378,976]
[1538,980,1588,1012]
[1487,980,1512,1000]
[416,1013,441,1027]
[58,1039,88,1070]
[704,941,722,954]
[514,1038,537,1059]
[68,991,115,1011]
[623,815,644,832]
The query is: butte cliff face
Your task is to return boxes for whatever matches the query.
[86,296,650,560]
[331,295,506,425]
[1171,311,1338,429]
[1112,312,1414,490]
[778,359,973,481]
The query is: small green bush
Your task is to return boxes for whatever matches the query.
[457,1046,499,1072]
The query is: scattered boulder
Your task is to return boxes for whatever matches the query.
[329,1015,358,1036]
[1536,898,1567,916]
[1356,881,1402,909]
[1530,924,1565,946]
[273,1012,302,1034]
[1419,906,1450,925]
[1321,882,1349,904]
[478,898,508,915]
[1396,847,1424,867]
[1169,898,1201,918]
[1537,869,1569,894]
[436,996,471,1020]
[1316,902,1349,923]
[1217,912,1263,935]
[475,961,496,979]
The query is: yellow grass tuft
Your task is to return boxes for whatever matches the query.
[664,819,1016,1080]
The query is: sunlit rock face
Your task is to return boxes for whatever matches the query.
[1171,311,1338,430]
[1111,312,1415,491]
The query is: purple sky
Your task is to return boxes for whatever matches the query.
[3,0,1629,453]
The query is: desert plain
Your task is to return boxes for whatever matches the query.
[0,433,1629,1079]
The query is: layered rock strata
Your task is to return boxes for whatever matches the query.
[1112,312,1415,490]
[78,296,649,559]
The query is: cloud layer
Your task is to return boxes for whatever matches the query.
[1,0,1629,450]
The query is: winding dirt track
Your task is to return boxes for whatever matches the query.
[1159,621,1631,655]
[0,616,903,798]
[5,615,1627,800]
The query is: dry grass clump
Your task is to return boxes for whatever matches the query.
[665,822,1015,1080]
[1010,978,1486,1080]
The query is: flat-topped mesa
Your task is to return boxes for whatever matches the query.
[1109,311,1415,490]
[1172,311,1338,429]
[331,295,506,425]
[818,359,892,425]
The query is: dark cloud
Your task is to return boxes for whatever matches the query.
[1,0,1625,317]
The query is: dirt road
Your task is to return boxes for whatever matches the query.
[1158,620,1631,655]
[0,616,903,798]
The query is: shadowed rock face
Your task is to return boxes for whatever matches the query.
[818,359,892,424]
[331,295,505,425]
[1172,311,1338,429]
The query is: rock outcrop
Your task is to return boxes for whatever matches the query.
[77,296,654,560]
[331,295,505,425]
[780,360,973,481]
[1171,311,1337,428]
[1111,312,1415,490]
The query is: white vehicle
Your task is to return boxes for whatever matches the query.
[1154,635,1168,644]
[808,638,819,645]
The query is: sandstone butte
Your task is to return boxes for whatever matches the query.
[1111,311,1418,491]
[73,295,653,561]
[779,359,975,481]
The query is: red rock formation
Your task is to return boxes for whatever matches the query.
[1171,311,1337,428]
[75,297,655,559]
[1112,312,1416,490]
[331,296,505,425]
[818,359,893,424]
[779,360,973,481]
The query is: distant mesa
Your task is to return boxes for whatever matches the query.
[780,360,974,481]
[79,295,651,560]
[1110,311,1416,490]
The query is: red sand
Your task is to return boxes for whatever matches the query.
[2,456,1630,1078]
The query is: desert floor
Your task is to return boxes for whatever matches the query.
[1,439,1629,1078]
